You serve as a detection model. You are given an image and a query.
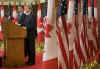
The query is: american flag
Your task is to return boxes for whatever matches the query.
[57,0,70,69]
[93,0,99,49]
[92,0,99,52]
[57,0,89,68]
[87,0,98,57]
[76,0,89,64]
[73,0,88,67]
[74,0,86,64]
[67,0,76,68]
[77,0,90,64]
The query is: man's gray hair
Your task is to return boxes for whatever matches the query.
[26,4,32,9]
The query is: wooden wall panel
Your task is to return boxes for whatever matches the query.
[97,0,100,47]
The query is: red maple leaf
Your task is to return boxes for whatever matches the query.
[45,24,53,37]
[37,18,43,28]
[37,31,44,44]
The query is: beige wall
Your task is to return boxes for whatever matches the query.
[0,0,45,5]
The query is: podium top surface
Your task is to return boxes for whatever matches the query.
[2,21,27,39]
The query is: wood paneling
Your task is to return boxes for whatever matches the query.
[97,0,100,47]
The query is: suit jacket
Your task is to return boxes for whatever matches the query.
[18,13,25,25]
[22,12,37,38]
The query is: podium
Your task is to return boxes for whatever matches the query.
[2,21,27,67]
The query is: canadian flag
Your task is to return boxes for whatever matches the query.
[37,0,44,44]
[0,0,4,20]
[42,0,58,69]
[0,20,3,40]
[0,0,4,40]
[12,2,18,24]
[0,0,4,57]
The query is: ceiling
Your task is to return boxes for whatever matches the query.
[0,0,46,5]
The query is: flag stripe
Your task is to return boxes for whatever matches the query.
[74,15,86,63]
[61,16,69,48]
[58,47,67,69]
[56,21,69,69]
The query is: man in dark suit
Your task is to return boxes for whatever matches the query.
[21,5,37,65]
[18,5,28,57]
[18,6,25,25]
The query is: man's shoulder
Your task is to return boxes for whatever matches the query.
[22,13,26,18]
[22,13,26,16]
[30,12,35,17]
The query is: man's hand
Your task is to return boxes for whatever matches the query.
[16,24,21,26]
[22,27,27,29]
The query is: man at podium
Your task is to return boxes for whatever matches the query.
[19,4,37,65]
[18,6,25,25]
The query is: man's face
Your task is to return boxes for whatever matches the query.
[26,6,30,13]
[18,7,23,13]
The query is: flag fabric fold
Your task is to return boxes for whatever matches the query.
[67,0,76,68]
[74,0,87,65]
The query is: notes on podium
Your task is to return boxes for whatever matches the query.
[16,23,26,30]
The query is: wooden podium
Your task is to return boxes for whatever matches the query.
[2,21,27,67]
